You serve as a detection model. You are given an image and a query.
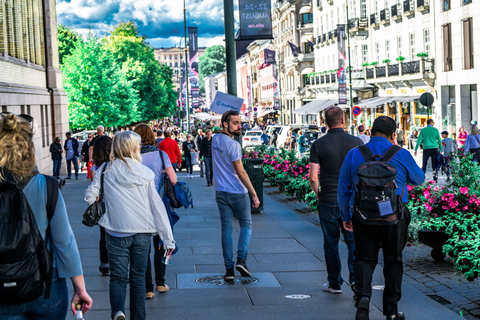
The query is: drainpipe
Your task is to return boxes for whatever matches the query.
[42,0,56,139]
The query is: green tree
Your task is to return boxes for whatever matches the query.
[61,34,140,130]
[104,21,177,121]
[198,45,226,94]
[58,24,81,64]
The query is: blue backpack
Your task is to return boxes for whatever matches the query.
[175,181,193,209]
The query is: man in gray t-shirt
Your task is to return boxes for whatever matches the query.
[213,110,260,282]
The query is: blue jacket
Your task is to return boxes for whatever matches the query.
[64,137,80,157]
[338,137,425,222]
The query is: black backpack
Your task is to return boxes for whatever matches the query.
[0,175,58,304]
[354,145,404,226]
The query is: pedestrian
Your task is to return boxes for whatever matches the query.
[64,132,79,180]
[159,131,182,172]
[297,130,307,158]
[200,129,214,186]
[441,130,456,182]
[134,124,177,299]
[81,134,92,171]
[182,134,196,179]
[0,113,93,319]
[89,125,104,160]
[464,124,480,162]
[414,119,442,182]
[338,116,425,320]
[85,131,175,320]
[196,129,204,178]
[271,130,278,147]
[49,137,63,179]
[284,130,296,152]
[155,130,164,147]
[396,124,405,147]
[213,110,260,281]
[457,126,468,150]
[357,125,370,144]
[261,130,270,145]
[308,106,362,295]
[89,135,113,277]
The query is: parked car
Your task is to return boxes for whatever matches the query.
[243,130,263,147]
[303,130,319,149]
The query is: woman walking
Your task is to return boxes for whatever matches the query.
[458,126,468,150]
[464,125,480,162]
[182,134,196,179]
[0,113,92,319]
[85,131,175,320]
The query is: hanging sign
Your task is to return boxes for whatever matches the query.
[337,24,347,105]
[238,0,273,40]
[210,91,245,114]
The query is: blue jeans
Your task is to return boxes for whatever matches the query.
[106,233,151,320]
[185,154,193,174]
[172,162,178,172]
[66,155,79,178]
[317,201,355,290]
[204,157,213,184]
[216,192,252,269]
[0,272,68,320]
[52,159,61,178]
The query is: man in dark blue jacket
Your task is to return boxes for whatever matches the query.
[338,116,424,320]
[64,132,80,179]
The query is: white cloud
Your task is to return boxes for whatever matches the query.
[203,36,225,47]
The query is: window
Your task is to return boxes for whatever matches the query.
[304,42,313,53]
[463,0,472,5]
[443,23,452,71]
[375,42,380,62]
[375,0,379,12]
[361,0,367,18]
[443,0,450,11]
[463,18,474,69]
[409,32,415,60]
[397,36,402,58]
[424,29,430,57]
[362,45,368,63]
[386,40,390,59]
[302,13,313,25]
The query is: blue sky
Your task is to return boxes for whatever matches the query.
[56,0,233,48]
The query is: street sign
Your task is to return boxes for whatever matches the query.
[210,91,244,114]
[352,106,362,116]
[420,92,434,106]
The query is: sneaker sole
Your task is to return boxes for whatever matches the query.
[224,276,235,281]
[322,287,342,294]
[235,265,252,277]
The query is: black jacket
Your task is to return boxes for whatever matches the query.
[50,142,63,160]
[81,140,90,162]
[64,138,80,157]
[200,137,213,158]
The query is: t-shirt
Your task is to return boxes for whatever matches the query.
[397,130,405,142]
[358,134,370,144]
[309,128,363,202]
[212,133,248,194]
[156,138,164,147]
[66,139,74,160]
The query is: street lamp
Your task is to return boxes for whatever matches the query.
[183,0,191,133]
[178,36,184,130]
[346,1,354,135]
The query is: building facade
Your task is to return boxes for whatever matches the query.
[0,0,69,174]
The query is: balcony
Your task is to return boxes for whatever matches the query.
[391,4,402,21]
[297,53,315,62]
[366,68,374,79]
[380,8,390,25]
[320,75,325,84]
[417,0,429,12]
[316,0,323,10]
[364,59,435,87]
[401,60,420,75]
[403,0,415,17]
[370,13,380,29]
[388,63,399,76]
[376,66,386,78]
[349,17,368,34]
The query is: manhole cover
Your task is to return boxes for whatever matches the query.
[195,275,258,285]
[285,294,311,300]
[372,285,385,290]
[427,294,451,305]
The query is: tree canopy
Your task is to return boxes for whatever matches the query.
[198,45,226,94]
[58,24,80,64]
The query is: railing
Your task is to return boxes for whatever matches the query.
[317,36,321,43]
[321,75,325,84]
[322,34,326,42]
[331,73,336,83]
[401,60,420,74]
[403,0,414,13]
[325,74,331,83]
[332,29,337,39]
[366,68,374,79]
[388,63,399,76]
[376,66,386,77]
[316,75,320,84]
[425,58,435,73]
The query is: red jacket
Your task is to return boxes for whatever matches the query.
[159,137,182,165]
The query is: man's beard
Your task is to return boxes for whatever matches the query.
[227,125,241,137]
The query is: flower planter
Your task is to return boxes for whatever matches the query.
[418,230,450,261]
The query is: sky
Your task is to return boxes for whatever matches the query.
[55,0,234,48]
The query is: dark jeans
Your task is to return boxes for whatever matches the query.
[106,233,151,320]
[66,155,79,178]
[352,211,410,315]
[422,148,439,176]
[317,201,355,290]
[100,226,108,264]
[0,273,68,319]
[52,159,61,178]
[185,154,193,174]
[145,235,166,292]
[172,162,178,172]
[204,157,213,184]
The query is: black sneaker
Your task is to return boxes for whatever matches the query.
[99,265,110,276]
[386,313,405,320]
[224,268,235,281]
[351,282,357,301]
[355,296,370,320]
[235,258,251,277]
[65,177,71,180]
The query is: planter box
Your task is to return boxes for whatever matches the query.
[418,230,450,261]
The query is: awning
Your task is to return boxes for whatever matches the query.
[356,97,389,108]
[301,35,314,42]
[299,5,312,14]
[396,95,420,103]
[301,67,315,75]
[294,99,336,115]
[327,79,373,91]
[257,109,275,118]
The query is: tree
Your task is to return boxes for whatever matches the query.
[61,34,140,130]
[58,24,81,64]
[198,45,226,94]
[104,21,177,121]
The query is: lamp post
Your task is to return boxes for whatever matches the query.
[178,36,184,130]
[346,1,354,135]
[183,0,191,132]
[223,0,237,96]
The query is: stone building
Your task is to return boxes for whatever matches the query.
[0,0,69,175]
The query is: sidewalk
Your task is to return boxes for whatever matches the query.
[63,169,461,319]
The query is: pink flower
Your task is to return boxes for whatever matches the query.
[423,190,430,198]
[442,205,449,210]
[463,206,469,211]
[407,185,413,192]
[459,187,469,195]
[434,186,440,192]
[425,203,433,212]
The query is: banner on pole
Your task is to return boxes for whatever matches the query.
[238,0,273,40]
[337,25,347,105]
[188,27,200,109]
[210,91,244,114]
[288,41,299,57]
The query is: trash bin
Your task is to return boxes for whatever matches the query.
[242,158,264,213]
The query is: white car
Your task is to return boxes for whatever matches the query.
[242,130,263,147]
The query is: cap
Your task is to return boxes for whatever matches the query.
[55,137,60,141]
[441,131,449,135]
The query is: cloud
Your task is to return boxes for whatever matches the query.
[56,0,228,47]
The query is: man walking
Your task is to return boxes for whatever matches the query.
[309,106,362,294]
[414,119,442,181]
[213,110,260,281]
[155,130,164,147]
[81,134,92,171]
[338,116,424,320]
[200,129,214,186]
[196,129,204,178]
[357,125,370,144]
[159,131,182,171]
[89,125,104,160]
[49,137,63,178]
[64,132,80,179]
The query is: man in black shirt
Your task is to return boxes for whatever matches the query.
[200,129,213,186]
[309,106,363,295]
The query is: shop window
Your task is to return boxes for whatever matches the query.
[443,23,452,71]
[415,100,428,115]
[402,103,411,115]
[463,18,474,70]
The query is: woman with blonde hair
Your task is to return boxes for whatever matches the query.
[85,131,175,320]
[0,113,92,319]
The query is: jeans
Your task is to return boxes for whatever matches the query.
[100,226,108,264]
[422,148,439,177]
[52,159,61,178]
[66,155,79,178]
[172,162,178,172]
[145,235,166,292]
[0,272,68,320]
[185,154,193,174]
[317,201,355,290]
[216,192,252,269]
[106,233,151,320]
[204,157,213,184]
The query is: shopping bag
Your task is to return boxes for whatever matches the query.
[191,152,199,165]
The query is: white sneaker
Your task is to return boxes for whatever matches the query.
[114,311,126,320]
[322,282,342,294]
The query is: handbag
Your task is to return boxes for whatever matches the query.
[159,151,182,208]
[82,162,109,227]
[191,151,199,165]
